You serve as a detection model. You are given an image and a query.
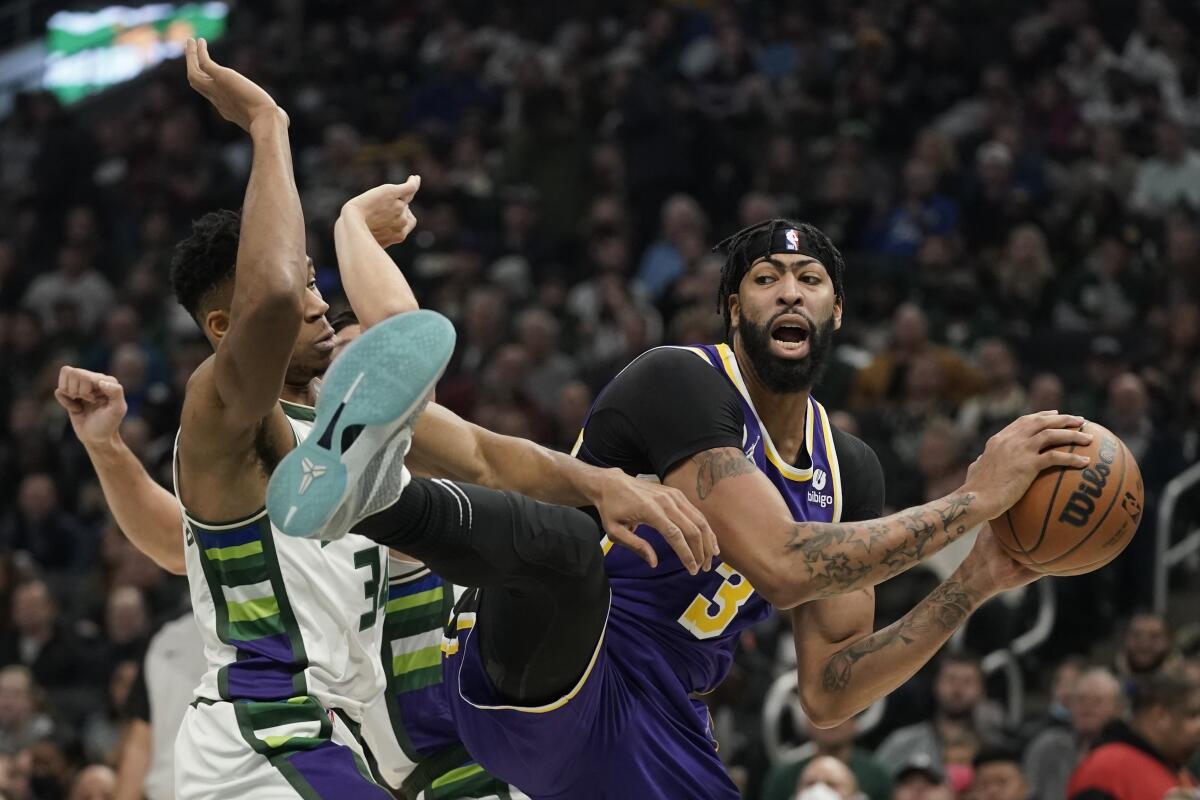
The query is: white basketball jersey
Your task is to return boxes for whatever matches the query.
[176,402,391,720]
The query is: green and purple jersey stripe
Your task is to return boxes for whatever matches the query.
[228,697,391,799]
[190,512,309,701]
[427,761,516,799]
[385,573,450,695]
[381,569,462,759]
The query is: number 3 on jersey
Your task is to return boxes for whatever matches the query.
[353,548,387,631]
[678,563,755,639]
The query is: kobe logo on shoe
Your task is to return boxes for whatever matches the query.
[299,457,327,495]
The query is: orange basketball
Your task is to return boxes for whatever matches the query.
[991,421,1144,576]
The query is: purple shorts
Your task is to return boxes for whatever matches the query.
[438,603,741,800]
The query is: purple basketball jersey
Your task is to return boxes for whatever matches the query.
[600,344,844,696]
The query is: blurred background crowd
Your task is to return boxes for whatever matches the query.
[0,0,1198,798]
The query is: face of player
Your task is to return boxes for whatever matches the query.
[205,259,334,387]
[972,763,1028,800]
[284,261,336,386]
[730,253,842,394]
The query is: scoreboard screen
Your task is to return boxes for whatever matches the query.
[43,2,229,104]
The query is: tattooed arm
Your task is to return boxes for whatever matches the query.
[662,412,1090,608]
[792,525,1038,727]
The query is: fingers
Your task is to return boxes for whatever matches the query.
[663,497,710,573]
[1024,412,1085,432]
[606,525,658,570]
[1037,449,1091,470]
[398,209,417,241]
[1035,427,1092,452]
[397,174,421,201]
[197,37,215,70]
[669,492,717,569]
[54,388,84,414]
[97,378,124,400]
[185,38,211,91]
[641,505,700,575]
[58,366,118,401]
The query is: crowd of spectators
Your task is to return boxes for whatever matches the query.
[0,1,1198,797]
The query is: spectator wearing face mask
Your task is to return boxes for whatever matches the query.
[794,756,863,800]
[762,716,892,800]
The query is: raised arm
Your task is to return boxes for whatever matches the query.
[55,367,185,574]
[334,179,421,326]
[793,525,1037,727]
[184,38,306,431]
[662,412,1090,608]
[408,402,717,573]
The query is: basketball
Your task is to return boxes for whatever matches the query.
[991,421,1145,576]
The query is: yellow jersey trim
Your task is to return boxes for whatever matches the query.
[714,344,815,481]
[454,590,612,715]
[815,400,843,523]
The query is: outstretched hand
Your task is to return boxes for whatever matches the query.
[342,176,421,247]
[591,469,719,575]
[185,38,285,131]
[963,411,1092,519]
[55,366,128,448]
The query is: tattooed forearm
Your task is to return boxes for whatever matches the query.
[693,450,757,500]
[821,579,981,692]
[786,494,977,598]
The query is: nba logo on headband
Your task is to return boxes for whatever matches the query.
[785,229,801,251]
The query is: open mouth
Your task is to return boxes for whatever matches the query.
[770,315,811,351]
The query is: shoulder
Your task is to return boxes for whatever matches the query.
[594,346,740,415]
[614,346,715,382]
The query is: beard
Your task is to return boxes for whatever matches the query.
[737,311,836,394]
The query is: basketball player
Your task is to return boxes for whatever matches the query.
[277,220,1093,798]
[53,40,711,799]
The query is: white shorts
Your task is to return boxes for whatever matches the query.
[174,698,392,799]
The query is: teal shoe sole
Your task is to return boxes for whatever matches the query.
[267,310,456,538]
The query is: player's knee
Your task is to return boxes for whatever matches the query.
[508,493,605,580]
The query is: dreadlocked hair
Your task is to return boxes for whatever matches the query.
[713,218,846,340]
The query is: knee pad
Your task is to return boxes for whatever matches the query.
[505,492,604,580]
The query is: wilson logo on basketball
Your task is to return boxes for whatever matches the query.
[1058,435,1118,528]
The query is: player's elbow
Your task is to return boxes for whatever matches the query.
[754,567,813,610]
[797,686,852,730]
[251,287,306,325]
[367,302,421,326]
